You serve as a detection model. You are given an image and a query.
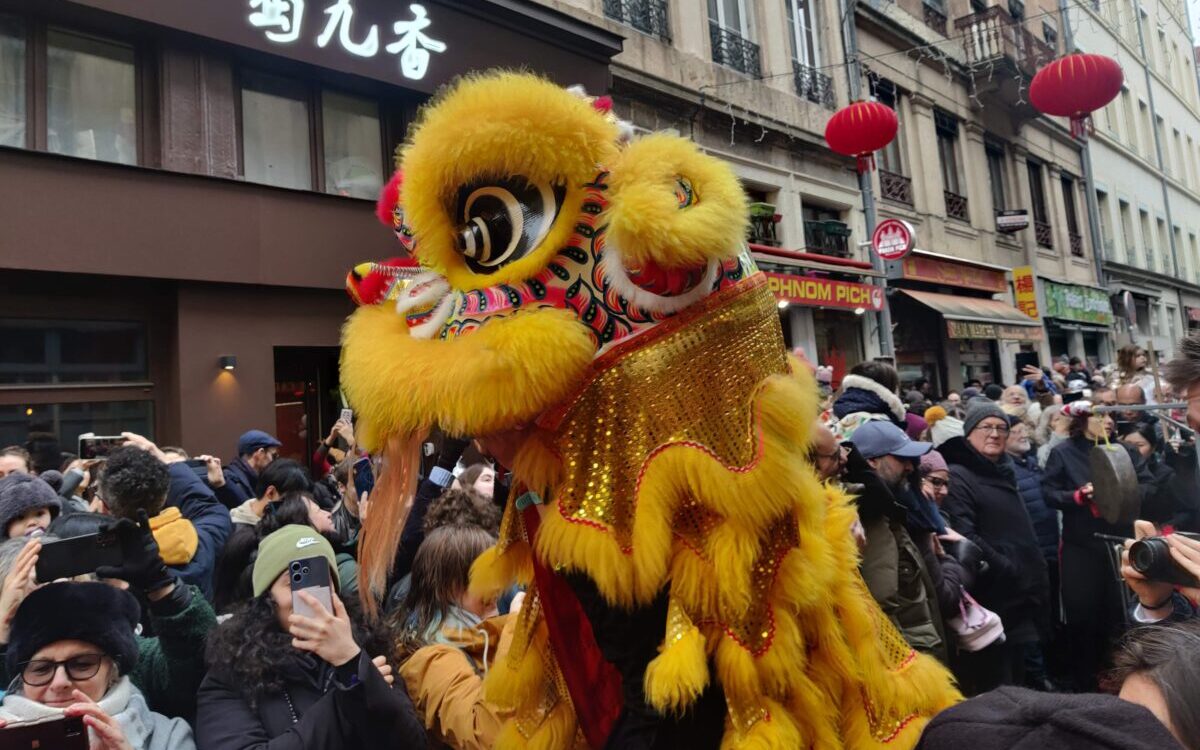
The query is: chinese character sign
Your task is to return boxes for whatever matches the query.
[247,0,446,80]
[1012,266,1039,320]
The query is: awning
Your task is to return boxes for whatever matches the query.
[897,289,1041,326]
[897,289,1044,341]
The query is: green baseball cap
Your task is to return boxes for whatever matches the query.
[253,524,338,598]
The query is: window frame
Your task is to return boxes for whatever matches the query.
[786,0,820,68]
[985,141,1007,213]
[0,15,153,166]
[934,110,962,197]
[236,69,390,198]
[708,0,751,37]
[1027,161,1048,223]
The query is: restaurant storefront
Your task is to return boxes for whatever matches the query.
[888,251,1040,394]
[1041,279,1114,368]
[0,0,620,463]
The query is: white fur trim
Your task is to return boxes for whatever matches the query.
[839,374,906,422]
[405,293,456,340]
[395,272,450,316]
[599,235,720,315]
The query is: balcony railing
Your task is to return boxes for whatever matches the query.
[748,202,780,246]
[603,0,671,41]
[1035,220,1054,248]
[709,22,761,76]
[923,4,948,34]
[1069,231,1084,257]
[945,191,969,221]
[954,6,1055,77]
[804,220,852,257]
[793,61,835,110]
[880,169,914,206]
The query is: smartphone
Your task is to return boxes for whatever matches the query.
[290,555,334,619]
[1062,390,1085,405]
[353,455,375,499]
[77,434,124,460]
[184,458,208,479]
[35,531,124,583]
[0,715,88,750]
[1014,351,1040,375]
[339,408,353,424]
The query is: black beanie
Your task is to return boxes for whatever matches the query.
[916,686,1183,750]
[7,582,140,677]
[0,474,61,533]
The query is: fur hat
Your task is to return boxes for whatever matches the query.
[963,400,1008,437]
[6,582,140,677]
[0,474,61,534]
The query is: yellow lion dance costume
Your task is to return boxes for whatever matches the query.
[341,71,958,749]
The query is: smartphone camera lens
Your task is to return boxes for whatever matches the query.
[290,562,301,572]
[292,573,303,583]
[301,567,309,575]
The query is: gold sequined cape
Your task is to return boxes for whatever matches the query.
[470,274,961,749]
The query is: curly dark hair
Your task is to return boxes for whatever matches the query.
[205,587,387,708]
[423,487,500,535]
[98,446,170,519]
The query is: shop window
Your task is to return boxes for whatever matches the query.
[322,90,384,200]
[0,319,147,385]
[46,29,136,165]
[241,71,313,190]
[0,401,154,462]
[0,15,24,148]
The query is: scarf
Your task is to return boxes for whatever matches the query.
[0,677,154,748]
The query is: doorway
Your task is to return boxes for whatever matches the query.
[273,347,341,471]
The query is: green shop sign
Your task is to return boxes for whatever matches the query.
[1043,281,1113,325]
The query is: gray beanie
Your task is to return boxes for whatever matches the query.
[0,474,61,534]
[963,399,1008,437]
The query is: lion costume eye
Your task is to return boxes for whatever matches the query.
[454,177,565,273]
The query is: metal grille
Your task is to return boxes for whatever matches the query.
[880,169,914,206]
[1069,232,1084,257]
[1035,220,1054,249]
[709,22,761,76]
[804,220,852,257]
[945,191,969,221]
[793,61,835,109]
[603,0,671,41]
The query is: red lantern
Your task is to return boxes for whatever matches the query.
[824,100,899,174]
[1030,53,1124,140]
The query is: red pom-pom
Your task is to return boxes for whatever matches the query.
[375,170,403,227]
[592,96,613,113]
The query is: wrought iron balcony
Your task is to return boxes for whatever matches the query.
[709,22,761,76]
[793,61,835,110]
[603,0,670,41]
[1069,232,1084,257]
[923,3,948,35]
[880,169,914,206]
[803,220,852,257]
[1035,220,1054,249]
[954,6,1054,78]
[945,191,969,222]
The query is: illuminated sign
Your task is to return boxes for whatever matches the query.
[766,273,884,311]
[248,0,445,80]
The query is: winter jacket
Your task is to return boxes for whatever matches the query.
[165,462,232,598]
[400,613,517,750]
[151,507,199,567]
[214,458,258,510]
[195,649,426,750]
[939,438,1049,636]
[1043,436,1155,546]
[230,499,263,527]
[390,472,458,591]
[0,677,195,750]
[1008,450,1059,562]
[915,686,1183,750]
[0,584,216,722]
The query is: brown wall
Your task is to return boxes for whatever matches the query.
[0,148,397,290]
[173,283,352,459]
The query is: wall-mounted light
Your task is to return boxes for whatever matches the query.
[854,307,866,316]
[24,408,33,417]
[777,300,789,310]
[219,355,238,371]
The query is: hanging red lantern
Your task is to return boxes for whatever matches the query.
[824,100,899,174]
[1030,53,1124,140]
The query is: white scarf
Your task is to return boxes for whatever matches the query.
[0,677,154,748]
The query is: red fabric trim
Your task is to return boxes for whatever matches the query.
[522,505,623,748]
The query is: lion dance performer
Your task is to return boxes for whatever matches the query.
[340,71,959,749]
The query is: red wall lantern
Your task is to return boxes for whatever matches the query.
[824,100,899,174]
[1030,53,1124,140]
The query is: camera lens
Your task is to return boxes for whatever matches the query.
[290,562,301,572]
[1130,538,1169,578]
[301,567,309,575]
[292,573,303,583]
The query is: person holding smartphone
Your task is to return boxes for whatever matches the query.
[196,526,424,749]
[0,581,195,750]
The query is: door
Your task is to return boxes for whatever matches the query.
[274,346,342,470]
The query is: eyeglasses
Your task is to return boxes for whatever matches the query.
[20,654,105,687]
[974,424,1010,436]
[923,477,949,489]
